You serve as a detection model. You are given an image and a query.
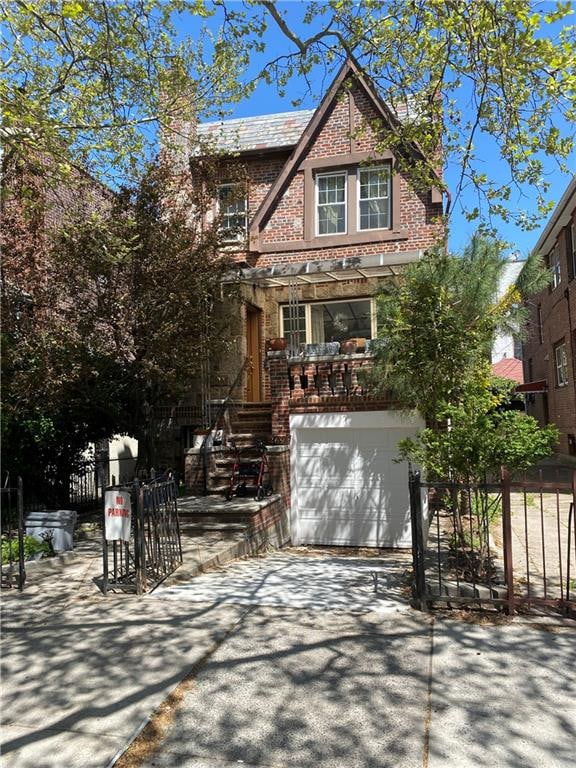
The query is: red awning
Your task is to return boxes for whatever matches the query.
[515,379,548,394]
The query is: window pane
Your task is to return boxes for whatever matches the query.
[311,300,372,343]
[359,167,390,230]
[318,203,345,234]
[318,174,346,204]
[317,174,346,234]
[360,198,388,230]
[282,305,306,347]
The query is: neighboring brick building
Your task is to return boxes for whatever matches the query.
[522,176,576,460]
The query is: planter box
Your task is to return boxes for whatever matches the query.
[303,342,340,356]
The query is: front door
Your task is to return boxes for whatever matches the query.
[246,305,262,402]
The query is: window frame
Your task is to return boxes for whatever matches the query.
[217,182,248,244]
[357,165,391,232]
[550,244,562,290]
[280,297,376,348]
[569,220,576,282]
[554,341,568,387]
[315,170,348,237]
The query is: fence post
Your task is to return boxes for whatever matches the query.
[501,467,515,615]
[17,477,26,591]
[135,483,147,595]
[566,471,576,608]
[409,470,427,610]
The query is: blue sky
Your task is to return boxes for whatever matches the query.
[174,0,575,258]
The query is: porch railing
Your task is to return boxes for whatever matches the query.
[287,352,375,399]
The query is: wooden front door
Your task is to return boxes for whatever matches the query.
[246,305,262,402]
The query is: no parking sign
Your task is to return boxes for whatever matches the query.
[104,490,132,542]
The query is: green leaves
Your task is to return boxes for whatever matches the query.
[370,234,556,480]
[244,0,576,229]
[1,0,249,183]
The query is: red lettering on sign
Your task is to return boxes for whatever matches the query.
[116,495,124,505]
[107,507,130,517]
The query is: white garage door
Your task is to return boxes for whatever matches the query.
[290,411,425,548]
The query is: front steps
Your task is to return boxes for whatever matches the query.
[170,493,290,583]
[202,401,273,496]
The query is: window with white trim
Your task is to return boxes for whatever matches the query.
[550,245,561,289]
[555,342,568,387]
[358,166,391,230]
[281,298,375,347]
[316,172,347,235]
[218,183,247,242]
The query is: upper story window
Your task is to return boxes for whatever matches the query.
[555,341,568,387]
[358,166,391,230]
[218,183,247,242]
[316,172,347,235]
[314,165,393,238]
[537,304,543,344]
[567,220,576,281]
[549,244,561,289]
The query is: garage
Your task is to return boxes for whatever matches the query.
[290,410,425,548]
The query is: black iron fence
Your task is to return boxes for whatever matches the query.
[9,455,143,515]
[0,478,26,590]
[410,469,576,617]
[100,477,182,595]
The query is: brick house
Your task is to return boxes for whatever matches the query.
[521,176,576,461]
[183,58,445,547]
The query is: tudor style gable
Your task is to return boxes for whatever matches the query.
[249,57,443,255]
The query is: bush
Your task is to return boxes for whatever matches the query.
[1,534,54,564]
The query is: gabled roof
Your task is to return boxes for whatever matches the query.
[250,55,440,237]
[197,109,315,153]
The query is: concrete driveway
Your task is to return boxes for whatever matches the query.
[153,550,414,613]
[133,552,575,768]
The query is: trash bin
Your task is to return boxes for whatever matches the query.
[25,510,77,552]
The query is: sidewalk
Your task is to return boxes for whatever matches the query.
[2,540,575,768]
[0,525,255,768]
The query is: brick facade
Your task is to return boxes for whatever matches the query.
[268,350,395,445]
[188,59,445,453]
[523,178,576,459]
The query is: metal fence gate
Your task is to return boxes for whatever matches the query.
[410,469,576,617]
[101,478,183,595]
[1,478,26,591]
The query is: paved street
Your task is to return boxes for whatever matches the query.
[1,547,575,768]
